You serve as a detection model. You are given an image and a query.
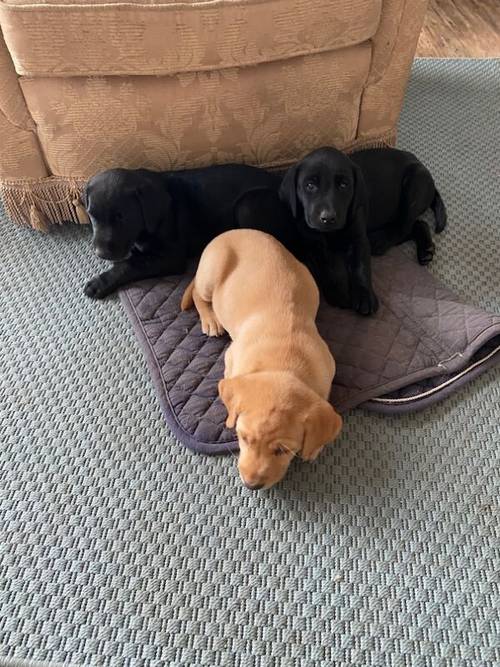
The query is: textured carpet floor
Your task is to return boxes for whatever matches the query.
[1,60,499,667]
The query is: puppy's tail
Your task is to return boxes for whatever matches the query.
[431,189,447,233]
[181,278,195,311]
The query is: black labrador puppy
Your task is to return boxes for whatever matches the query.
[277,146,447,314]
[278,147,378,314]
[84,165,280,298]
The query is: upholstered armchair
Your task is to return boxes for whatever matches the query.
[0,0,428,229]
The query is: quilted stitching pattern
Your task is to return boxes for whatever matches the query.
[121,244,500,454]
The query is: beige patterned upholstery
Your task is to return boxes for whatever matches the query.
[0,0,428,229]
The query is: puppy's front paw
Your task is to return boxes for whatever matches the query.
[201,314,225,337]
[417,242,435,265]
[352,286,379,316]
[84,274,113,299]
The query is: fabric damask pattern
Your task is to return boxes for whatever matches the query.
[358,0,428,138]
[0,31,47,179]
[20,45,371,177]
[0,0,381,76]
[0,0,428,228]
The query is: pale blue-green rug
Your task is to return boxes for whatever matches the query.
[0,60,499,667]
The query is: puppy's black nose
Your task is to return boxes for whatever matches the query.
[319,210,336,225]
[94,247,112,260]
[244,482,264,491]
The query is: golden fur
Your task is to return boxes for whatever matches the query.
[181,229,342,488]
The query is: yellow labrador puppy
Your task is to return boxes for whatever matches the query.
[181,229,342,489]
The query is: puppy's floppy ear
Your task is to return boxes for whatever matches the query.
[301,399,342,461]
[81,183,88,208]
[218,378,241,429]
[75,184,91,224]
[348,161,369,225]
[135,175,173,234]
[279,164,299,217]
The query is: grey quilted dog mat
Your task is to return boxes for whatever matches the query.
[120,247,500,454]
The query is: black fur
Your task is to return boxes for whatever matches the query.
[276,147,378,314]
[350,148,447,261]
[270,146,446,314]
[84,165,280,298]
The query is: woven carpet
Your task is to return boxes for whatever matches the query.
[1,60,499,667]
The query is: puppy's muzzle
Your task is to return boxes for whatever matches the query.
[93,244,131,262]
[307,208,345,232]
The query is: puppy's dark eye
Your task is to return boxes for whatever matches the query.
[305,181,318,193]
[336,178,348,190]
[274,445,288,456]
